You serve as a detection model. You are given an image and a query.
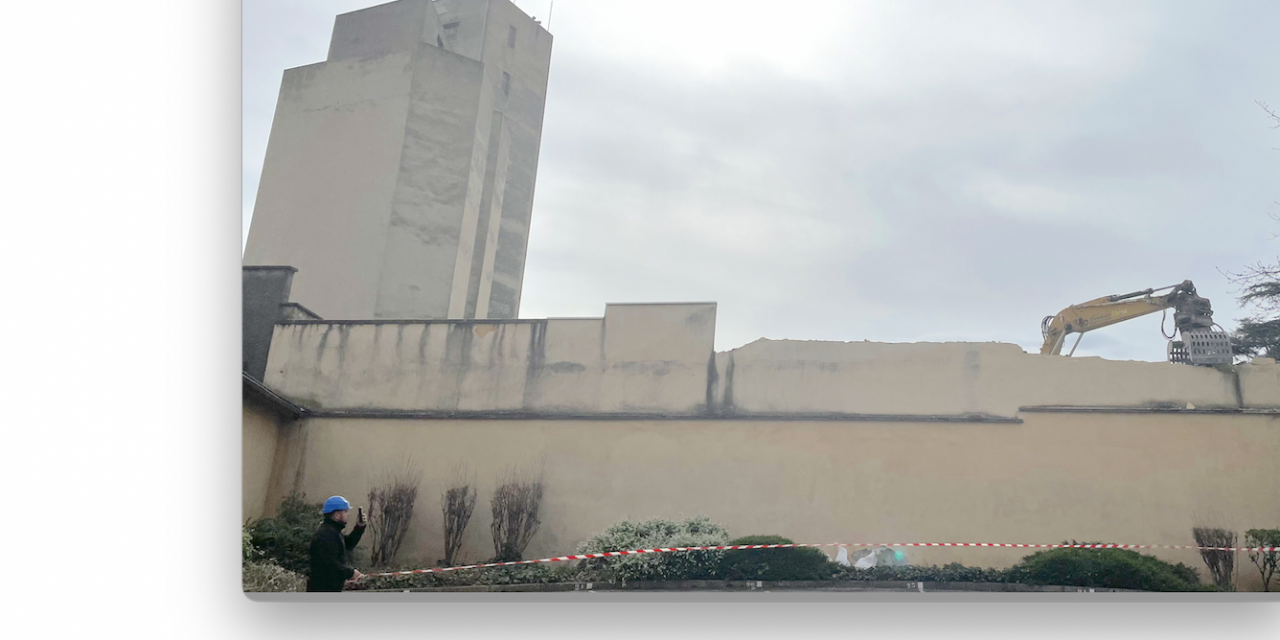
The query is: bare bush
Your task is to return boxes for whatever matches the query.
[1246,529,1280,592]
[490,467,544,562]
[441,464,477,566]
[368,460,421,567]
[1192,526,1237,591]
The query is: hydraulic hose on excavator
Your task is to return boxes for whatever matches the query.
[1038,280,1231,365]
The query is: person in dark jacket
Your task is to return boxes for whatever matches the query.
[307,495,367,592]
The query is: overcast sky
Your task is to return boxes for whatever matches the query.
[244,0,1278,359]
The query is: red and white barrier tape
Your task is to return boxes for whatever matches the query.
[358,542,1280,580]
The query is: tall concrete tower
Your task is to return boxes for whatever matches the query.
[243,0,552,320]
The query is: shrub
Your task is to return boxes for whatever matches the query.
[242,523,258,563]
[1245,528,1280,592]
[836,562,1008,583]
[1009,544,1212,592]
[1192,527,1237,591]
[832,547,1210,592]
[368,462,421,567]
[577,516,729,583]
[246,492,323,574]
[719,536,838,581]
[490,470,544,562]
[351,561,579,591]
[242,520,306,592]
[441,466,478,566]
[243,560,307,592]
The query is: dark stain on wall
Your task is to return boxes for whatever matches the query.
[965,349,980,378]
[723,353,736,413]
[545,361,586,374]
[521,321,548,407]
[316,326,332,364]
[418,323,430,363]
[705,351,719,413]
[609,361,676,376]
[490,324,507,367]
[488,280,518,319]
[337,325,350,372]
[685,306,714,330]
[445,323,474,409]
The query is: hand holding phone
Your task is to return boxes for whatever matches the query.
[358,507,366,526]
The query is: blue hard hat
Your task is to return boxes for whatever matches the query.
[322,496,351,514]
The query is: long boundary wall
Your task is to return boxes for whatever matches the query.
[261,411,1279,590]
[247,303,1280,589]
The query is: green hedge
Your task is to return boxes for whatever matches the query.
[719,536,838,581]
[351,562,581,591]
[246,493,323,574]
[243,518,308,592]
[576,516,730,583]
[261,509,1214,592]
[836,562,1008,583]
[1007,546,1211,592]
[350,547,1214,591]
[833,545,1213,592]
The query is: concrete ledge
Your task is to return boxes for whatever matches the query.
[242,373,306,419]
[281,302,322,321]
[303,409,1023,423]
[242,265,298,272]
[1019,405,1280,415]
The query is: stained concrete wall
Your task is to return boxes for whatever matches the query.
[262,303,718,413]
[467,0,553,319]
[712,340,1280,417]
[251,302,1280,588]
[269,411,1280,590]
[261,302,1277,417]
[244,0,552,321]
[327,0,440,61]
[377,44,489,319]
[242,395,284,521]
[242,49,416,320]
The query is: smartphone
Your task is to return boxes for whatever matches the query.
[358,507,365,524]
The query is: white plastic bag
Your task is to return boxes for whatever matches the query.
[853,547,880,569]
[852,545,909,568]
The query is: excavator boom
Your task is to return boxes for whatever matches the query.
[1038,280,1230,364]
[1039,296,1172,356]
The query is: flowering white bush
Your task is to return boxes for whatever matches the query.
[243,560,307,592]
[576,516,730,583]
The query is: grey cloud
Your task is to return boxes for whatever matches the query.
[246,0,1279,358]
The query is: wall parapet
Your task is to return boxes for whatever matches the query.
[263,303,718,414]
[261,303,1280,418]
[300,408,1022,423]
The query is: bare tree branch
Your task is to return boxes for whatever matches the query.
[1260,100,1280,129]
[1192,525,1237,591]
[367,457,421,567]
[1261,101,1280,150]
[441,463,477,566]
[489,465,545,562]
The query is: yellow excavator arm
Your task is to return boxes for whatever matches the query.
[1039,280,1207,356]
